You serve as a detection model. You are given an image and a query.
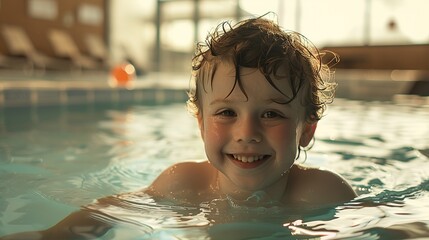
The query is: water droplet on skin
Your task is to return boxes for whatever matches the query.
[246,191,267,203]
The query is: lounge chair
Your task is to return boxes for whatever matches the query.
[0,53,11,67]
[0,53,23,68]
[48,29,102,71]
[84,34,109,66]
[1,25,69,72]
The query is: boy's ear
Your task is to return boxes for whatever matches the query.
[300,122,317,147]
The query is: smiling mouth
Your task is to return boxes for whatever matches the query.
[229,154,271,163]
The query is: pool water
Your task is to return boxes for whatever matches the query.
[0,98,428,239]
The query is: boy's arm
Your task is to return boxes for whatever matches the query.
[1,161,214,240]
[315,169,357,203]
[0,208,112,240]
[287,165,357,206]
[46,210,112,239]
[144,161,215,203]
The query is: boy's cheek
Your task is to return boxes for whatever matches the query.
[203,120,227,144]
[197,113,223,142]
[267,125,296,145]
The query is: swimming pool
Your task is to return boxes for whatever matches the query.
[0,97,428,239]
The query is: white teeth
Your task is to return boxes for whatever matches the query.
[232,154,265,163]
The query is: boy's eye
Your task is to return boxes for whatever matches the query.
[262,111,282,118]
[217,109,236,117]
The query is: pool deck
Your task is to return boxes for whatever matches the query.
[334,69,429,100]
[0,69,428,107]
[0,70,190,107]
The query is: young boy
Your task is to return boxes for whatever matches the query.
[0,16,356,240]
[145,16,356,206]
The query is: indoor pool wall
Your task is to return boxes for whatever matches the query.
[0,72,190,108]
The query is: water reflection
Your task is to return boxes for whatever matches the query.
[1,99,428,239]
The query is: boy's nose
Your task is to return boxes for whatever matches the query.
[234,117,262,143]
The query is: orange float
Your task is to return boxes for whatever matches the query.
[110,63,136,86]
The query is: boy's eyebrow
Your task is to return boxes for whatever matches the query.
[209,97,292,105]
[267,97,291,104]
[209,99,232,105]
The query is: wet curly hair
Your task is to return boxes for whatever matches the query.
[187,16,338,122]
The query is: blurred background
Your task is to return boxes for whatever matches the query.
[0,0,428,103]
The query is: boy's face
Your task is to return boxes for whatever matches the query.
[198,61,316,195]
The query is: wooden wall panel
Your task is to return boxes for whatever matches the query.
[0,0,106,57]
[324,44,429,70]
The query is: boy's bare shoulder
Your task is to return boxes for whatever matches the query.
[286,164,357,206]
[145,161,216,202]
